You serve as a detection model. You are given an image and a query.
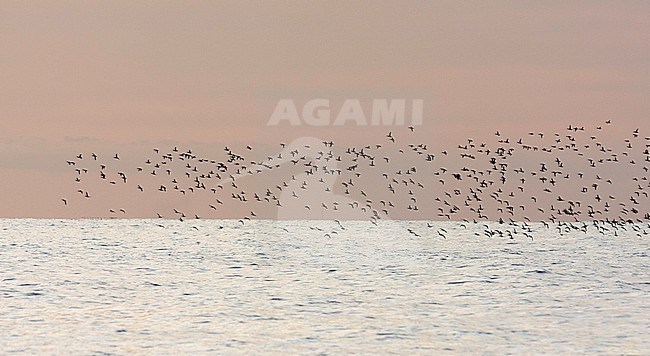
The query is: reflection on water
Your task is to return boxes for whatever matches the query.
[1,219,648,354]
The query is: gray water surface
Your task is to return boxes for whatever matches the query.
[1,219,648,354]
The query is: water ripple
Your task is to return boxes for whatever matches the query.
[0,219,648,354]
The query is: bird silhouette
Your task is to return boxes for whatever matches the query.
[64,119,649,240]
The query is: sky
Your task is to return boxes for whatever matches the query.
[0,1,648,219]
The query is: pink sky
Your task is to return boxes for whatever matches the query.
[0,1,648,218]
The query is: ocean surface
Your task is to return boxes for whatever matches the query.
[1,219,648,354]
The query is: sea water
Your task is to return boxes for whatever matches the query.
[0,219,648,354]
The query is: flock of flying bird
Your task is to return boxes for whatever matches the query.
[63,120,650,239]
